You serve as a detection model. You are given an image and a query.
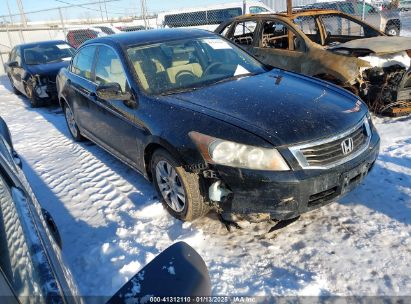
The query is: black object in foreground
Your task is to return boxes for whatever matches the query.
[107,242,211,303]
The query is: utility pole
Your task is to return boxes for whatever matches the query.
[16,0,27,27]
[6,0,14,25]
[287,0,292,16]
[98,0,104,21]
[140,0,148,29]
[103,0,109,21]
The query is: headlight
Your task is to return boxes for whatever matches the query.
[189,131,290,171]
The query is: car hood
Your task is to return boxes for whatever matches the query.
[26,60,70,78]
[328,36,411,54]
[164,70,367,147]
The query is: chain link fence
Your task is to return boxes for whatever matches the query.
[1,0,410,75]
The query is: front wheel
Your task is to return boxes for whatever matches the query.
[385,24,400,36]
[8,75,21,95]
[64,103,84,141]
[151,149,210,221]
[24,83,42,108]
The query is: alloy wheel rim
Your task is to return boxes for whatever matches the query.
[388,29,397,35]
[65,106,78,137]
[155,160,186,213]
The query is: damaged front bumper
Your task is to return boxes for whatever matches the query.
[212,132,380,220]
[360,62,411,115]
[29,75,58,101]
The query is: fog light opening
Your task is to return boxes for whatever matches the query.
[209,180,232,202]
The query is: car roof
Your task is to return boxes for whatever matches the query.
[16,40,68,49]
[82,28,216,48]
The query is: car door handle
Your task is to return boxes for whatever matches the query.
[88,91,97,101]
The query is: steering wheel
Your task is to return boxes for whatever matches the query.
[203,62,224,76]
[175,70,197,85]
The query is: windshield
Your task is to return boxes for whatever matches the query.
[23,43,75,65]
[127,37,266,95]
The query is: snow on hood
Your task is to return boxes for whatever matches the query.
[329,36,411,54]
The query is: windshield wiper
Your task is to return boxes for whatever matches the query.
[159,86,200,96]
[209,72,258,86]
[159,72,259,96]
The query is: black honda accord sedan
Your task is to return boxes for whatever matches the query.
[4,40,75,107]
[57,29,380,222]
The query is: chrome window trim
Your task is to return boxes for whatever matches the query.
[288,117,371,170]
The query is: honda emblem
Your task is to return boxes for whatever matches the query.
[341,137,354,155]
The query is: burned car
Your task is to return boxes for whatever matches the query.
[57,29,379,223]
[4,40,75,107]
[216,10,411,116]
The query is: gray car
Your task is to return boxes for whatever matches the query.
[305,0,401,35]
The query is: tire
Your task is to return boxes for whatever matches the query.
[7,75,21,95]
[63,103,84,142]
[24,83,42,108]
[150,149,210,221]
[385,24,400,36]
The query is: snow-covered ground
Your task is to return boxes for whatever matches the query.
[0,76,410,299]
[401,11,411,36]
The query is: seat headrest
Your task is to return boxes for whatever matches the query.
[171,49,190,66]
[110,58,123,74]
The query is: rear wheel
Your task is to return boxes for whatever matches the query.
[151,149,209,221]
[64,103,84,141]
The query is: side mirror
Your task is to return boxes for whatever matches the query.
[96,82,131,101]
[107,242,211,303]
[7,61,19,68]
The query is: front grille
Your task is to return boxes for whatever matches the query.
[289,118,371,169]
[46,79,57,94]
[301,124,367,167]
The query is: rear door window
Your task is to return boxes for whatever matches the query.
[95,46,127,92]
[71,45,97,80]
[260,20,304,51]
[321,14,366,37]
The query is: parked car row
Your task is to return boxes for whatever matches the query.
[66,25,151,49]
